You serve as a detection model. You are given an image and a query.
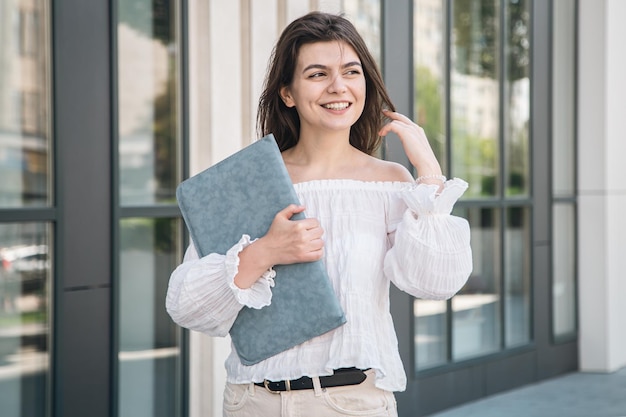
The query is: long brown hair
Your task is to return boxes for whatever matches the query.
[257,11,395,155]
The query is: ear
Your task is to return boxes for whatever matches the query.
[280,86,296,108]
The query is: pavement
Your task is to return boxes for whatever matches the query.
[427,367,626,417]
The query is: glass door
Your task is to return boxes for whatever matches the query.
[114,0,186,416]
[0,1,53,416]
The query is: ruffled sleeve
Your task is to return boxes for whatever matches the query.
[165,235,275,337]
[384,178,473,300]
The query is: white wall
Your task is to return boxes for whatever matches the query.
[578,0,626,373]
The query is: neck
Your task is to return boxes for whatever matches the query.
[290,130,353,166]
[282,130,365,182]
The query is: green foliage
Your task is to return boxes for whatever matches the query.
[452,0,529,81]
[120,218,177,253]
[415,66,445,162]
[118,0,173,44]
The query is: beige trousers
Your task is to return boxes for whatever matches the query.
[223,369,398,417]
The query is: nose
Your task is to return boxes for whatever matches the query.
[327,74,347,93]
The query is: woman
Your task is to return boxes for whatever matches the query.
[166,11,472,417]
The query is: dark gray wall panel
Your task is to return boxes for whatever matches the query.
[52,1,113,416]
[54,0,112,290]
[56,288,111,417]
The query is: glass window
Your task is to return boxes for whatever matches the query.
[452,207,501,360]
[342,0,382,156]
[552,0,576,198]
[413,0,448,371]
[505,206,531,347]
[414,299,447,369]
[118,0,181,206]
[0,0,52,208]
[413,0,532,371]
[551,0,577,341]
[552,204,576,339]
[116,1,184,415]
[451,0,500,199]
[414,0,447,170]
[0,1,52,416]
[0,222,51,417]
[504,0,530,197]
[342,0,382,64]
[118,217,182,417]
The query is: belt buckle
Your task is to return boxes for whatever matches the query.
[263,379,290,393]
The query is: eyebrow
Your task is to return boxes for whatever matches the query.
[302,61,363,73]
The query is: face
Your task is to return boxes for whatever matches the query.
[280,41,366,137]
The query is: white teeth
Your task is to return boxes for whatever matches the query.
[323,102,350,110]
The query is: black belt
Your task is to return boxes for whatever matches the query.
[255,368,368,393]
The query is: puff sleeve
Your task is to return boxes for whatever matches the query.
[165,234,275,336]
[384,178,473,300]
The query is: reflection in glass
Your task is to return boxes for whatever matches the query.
[551,0,577,341]
[504,0,530,197]
[118,0,180,206]
[342,0,381,65]
[118,217,182,417]
[0,222,50,417]
[414,0,447,169]
[451,0,500,198]
[0,0,51,207]
[553,204,576,339]
[415,299,447,370]
[342,0,381,158]
[452,207,500,360]
[505,207,530,347]
[552,0,576,198]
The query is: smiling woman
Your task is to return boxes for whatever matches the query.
[278,41,367,144]
[166,11,472,417]
[257,13,393,156]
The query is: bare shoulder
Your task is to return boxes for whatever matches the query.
[365,155,414,182]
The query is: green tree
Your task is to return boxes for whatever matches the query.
[452,0,529,81]
[415,66,445,164]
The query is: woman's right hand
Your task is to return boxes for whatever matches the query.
[233,204,324,289]
[259,204,324,265]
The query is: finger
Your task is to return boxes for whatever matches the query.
[301,245,324,262]
[308,237,324,250]
[303,224,324,239]
[383,109,415,124]
[277,204,306,219]
[379,120,410,137]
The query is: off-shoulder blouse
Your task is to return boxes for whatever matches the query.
[165,178,472,392]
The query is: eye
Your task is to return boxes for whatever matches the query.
[307,72,326,79]
[345,68,362,76]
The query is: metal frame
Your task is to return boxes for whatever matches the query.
[52,1,113,416]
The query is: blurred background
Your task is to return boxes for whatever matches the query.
[0,0,624,416]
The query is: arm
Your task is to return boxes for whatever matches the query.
[165,236,275,336]
[379,110,472,299]
[165,204,324,335]
[233,204,324,288]
[384,179,473,300]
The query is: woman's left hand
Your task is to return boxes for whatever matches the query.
[378,109,442,177]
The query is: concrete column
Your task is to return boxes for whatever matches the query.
[578,0,626,373]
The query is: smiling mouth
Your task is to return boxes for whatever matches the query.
[322,102,351,111]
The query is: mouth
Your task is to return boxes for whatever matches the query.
[322,102,351,111]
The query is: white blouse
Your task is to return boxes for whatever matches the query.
[165,178,472,392]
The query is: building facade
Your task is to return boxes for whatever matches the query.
[0,0,624,416]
